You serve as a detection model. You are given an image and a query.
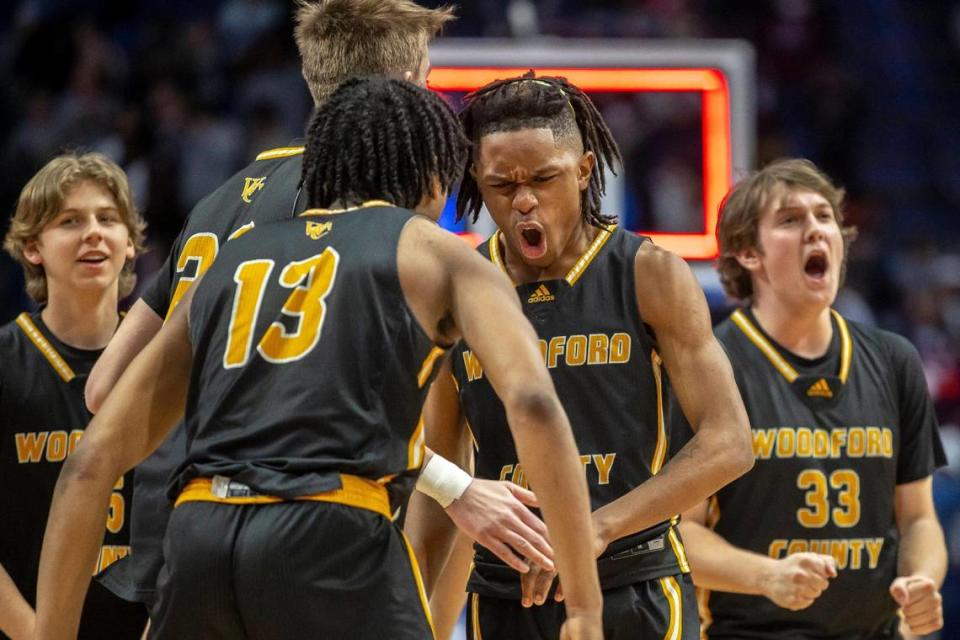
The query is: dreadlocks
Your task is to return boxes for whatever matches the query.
[457,72,623,228]
[302,76,470,211]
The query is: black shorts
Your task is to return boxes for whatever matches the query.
[77,578,148,639]
[467,573,699,640]
[149,500,433,639]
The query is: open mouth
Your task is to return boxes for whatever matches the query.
[78,253,108,265]
[804,252,828,280]
[517,223,547,260]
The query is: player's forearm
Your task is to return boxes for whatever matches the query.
[505,390,602,614]
[678,519,776,595]
[0,565,33,640]
[593,424,752,545]
[897,515,947,585]
[35,452,119,639]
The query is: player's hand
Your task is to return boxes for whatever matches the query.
[559,612,603,640]
[760,552,837,610]
[890,575,943,634]
[445,479,554,574]
[520,562,559,607]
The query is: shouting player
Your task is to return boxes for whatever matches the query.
[412,73,754,639]
[679,158,947,638]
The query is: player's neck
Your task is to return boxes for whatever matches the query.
[41,288,120,350]
[503,222,598,283]
[750,298,833,359]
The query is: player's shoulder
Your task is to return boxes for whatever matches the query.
[843,315,920,366]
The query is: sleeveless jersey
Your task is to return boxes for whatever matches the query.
[173,204,442,507]
[700,308,947,639]
[0,312,136,630]
[452,225,690,599]
[104,145,307,604]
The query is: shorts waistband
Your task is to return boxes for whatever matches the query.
[175,474,391,519]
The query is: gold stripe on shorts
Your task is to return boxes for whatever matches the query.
[659,575,683,640]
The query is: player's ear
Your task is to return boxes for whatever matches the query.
[23,239,43,265]
[577,151,596,191]
[735,247,761,272]
[402,70,414,83]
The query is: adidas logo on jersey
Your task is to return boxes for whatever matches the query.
[806,378,833,398]
[305,221,332,240]
[241,176,266,203]
[527,284,555,303]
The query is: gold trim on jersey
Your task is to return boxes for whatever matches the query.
[15,313,75,382]
[227,221,255,241]
[174,474,391,519]
[470,593,483,640]
[650,349,667,474]
[401,530,437,639]
[408,415,426,470]
[730,308,853,384]
[659,575,683,640]
[487,224,615,287]
[565,224,614,286]
[300,199,395,217]
[668,517,691,573]
[417,346,446,388]
[255,146,305,161]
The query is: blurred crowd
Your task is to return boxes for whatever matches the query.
[0,0,959,632]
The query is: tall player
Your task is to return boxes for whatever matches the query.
[0,153,147,639]
[34,78,603,640]
[87,0,549,612]
[679,158,947,638]
[412,73,754,639]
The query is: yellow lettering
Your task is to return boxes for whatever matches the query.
[462,351,485,382]
[113,475,124,490]
[15,432,47,463]
[866,538,883,569]
[796,428,812,457]
[499,464,514,482]
[69,430,83,455]
[848,539,864,569]
[847,427,865,457]
[106,492,125,534]
[830,539,850,569]
[587,334,609,365]
[831,429,847,458]
[609,333,631,364]
[96,545,130,574]
[882,428,894,457]
[813,429,830,458]
[753,429,777,459]
[45,430,68,462]
[511,465,528,489]
[565,335,587,366]
[768,540,787,558]
[866,427,883,456]
[537,339,548,363]
[547,336,565,369]
[578,454,592,471]
[776,428,796,458]
[592,453,616,485]
[787,539,809,555]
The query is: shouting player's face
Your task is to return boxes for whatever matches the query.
[739,185,844,314]
[24,180,135,301]
[473,127,594,271]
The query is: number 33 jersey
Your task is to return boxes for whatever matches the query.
[700,307,946,639]
[174,205,440,507]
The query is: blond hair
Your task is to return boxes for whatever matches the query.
[716,158,856,301]
[295,0,454,105]
[4,152,147,304]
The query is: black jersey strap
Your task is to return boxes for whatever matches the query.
[15,313,75,382]
[729,308,852,384]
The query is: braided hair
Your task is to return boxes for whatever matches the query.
[302,76,470,211]
[457,72,622,228]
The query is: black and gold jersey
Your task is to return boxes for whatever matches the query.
[700,308,947,639]
[0,312,136,632]
[452,226,690,599]
[172,204,442,508]
[109,145,307,605]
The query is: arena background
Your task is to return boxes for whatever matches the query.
[0,0,957,636]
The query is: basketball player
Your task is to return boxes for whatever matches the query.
[34,77,602,640]
[0,153,147,639]
[411,73,755,639]
[679,158,947,638]
[86,0,550,612]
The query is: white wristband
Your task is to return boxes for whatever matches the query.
[416,454,473,508]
